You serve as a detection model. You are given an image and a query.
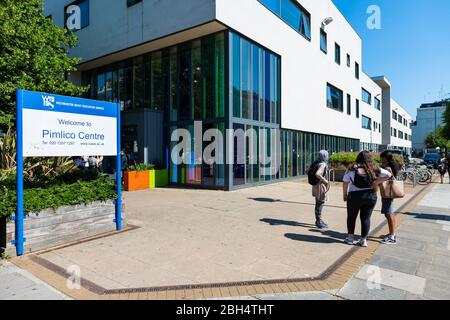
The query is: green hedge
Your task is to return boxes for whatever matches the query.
[0,172,117,218]
[330,152,404,170]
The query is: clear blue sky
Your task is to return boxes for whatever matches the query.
[332,0,450,118]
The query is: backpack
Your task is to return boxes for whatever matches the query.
[307,161,326,186]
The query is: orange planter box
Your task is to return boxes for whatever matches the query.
[124,170,150,191]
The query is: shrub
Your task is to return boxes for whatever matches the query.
[329,152,405,170]
[0,173,117,218]
[128,163,155,172]
[329,153,358,169]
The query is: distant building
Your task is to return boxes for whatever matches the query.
[412,99,449,156]
[372,77,413,155]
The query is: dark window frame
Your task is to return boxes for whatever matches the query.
[326,83,344,112]
[335,43,341,65]
[361,88,372,105]
[362,115,372,130]
[258,0,312,41]
[320,29,327,54]
[127,0,142,7]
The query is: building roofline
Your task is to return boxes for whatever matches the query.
[371,75,391,88]
[329,1,362,40]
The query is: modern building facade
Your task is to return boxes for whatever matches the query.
[44,0,411,190]
[372,76,413,155]
[412,99,449,156]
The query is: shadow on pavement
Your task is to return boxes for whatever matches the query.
[260,218,316,228]
[249,198,348,210]
[285,233,344,244]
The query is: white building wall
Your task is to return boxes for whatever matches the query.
[216,0,365,140]
[390,99,413,149]
[360,72,382,145]
[44,0,216,64]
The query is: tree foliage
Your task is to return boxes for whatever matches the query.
[425,126,450,149]
[0,0,86,129]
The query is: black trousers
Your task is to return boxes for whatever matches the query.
[347,191,378,238]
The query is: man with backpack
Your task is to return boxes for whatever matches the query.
[308,150,330,229]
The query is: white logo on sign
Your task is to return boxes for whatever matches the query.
[66,5,81,31]
[42,96,55,109]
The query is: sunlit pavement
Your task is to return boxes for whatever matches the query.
[2,178,447,300]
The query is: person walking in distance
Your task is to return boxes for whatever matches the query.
[343,151,392,247]
[309,150,330,230]
[380,151,400,245]
[438,152,448,184]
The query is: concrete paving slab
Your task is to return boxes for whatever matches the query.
[433,254,450,268]
[424,279,450,300]
[417,263,450,283]
[337,278,406,300]
[376,245,434,264]
[395,238,427,251]
[369,254,418,275]
[257,291,335,300]
[356,264,426,295]
[0,262,67,300]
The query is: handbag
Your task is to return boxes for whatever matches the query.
[380,178,405,199]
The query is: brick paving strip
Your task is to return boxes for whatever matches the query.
[9,180,435,300]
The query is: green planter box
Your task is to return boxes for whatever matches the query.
[149,169,169,188]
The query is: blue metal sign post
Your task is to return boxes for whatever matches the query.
[115,103,122,231]
[15,90,25,255]
[14,89,122,256]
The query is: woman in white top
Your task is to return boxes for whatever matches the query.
[342,151,392,247]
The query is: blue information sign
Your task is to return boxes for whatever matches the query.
[15,89,123,256]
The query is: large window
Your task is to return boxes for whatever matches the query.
[259,0,311,40]
[230,32,281,124]
[362,88,372,105]
[327,83,343,112]
[362,115,372,130]
[320,29,327,53]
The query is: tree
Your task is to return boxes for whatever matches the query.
[443,102,450,141]
[0,0,86,130]
[425,126,450,150]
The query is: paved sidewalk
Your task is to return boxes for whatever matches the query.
[230,178,450,301]
[0,261,67,300]
[4,178,436,300]
[336,178,450,300]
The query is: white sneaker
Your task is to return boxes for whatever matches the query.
[357,239,368,247]
[344,237,355,245]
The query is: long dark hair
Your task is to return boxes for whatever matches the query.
[352,151,381,183]
[380,150,399,177]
